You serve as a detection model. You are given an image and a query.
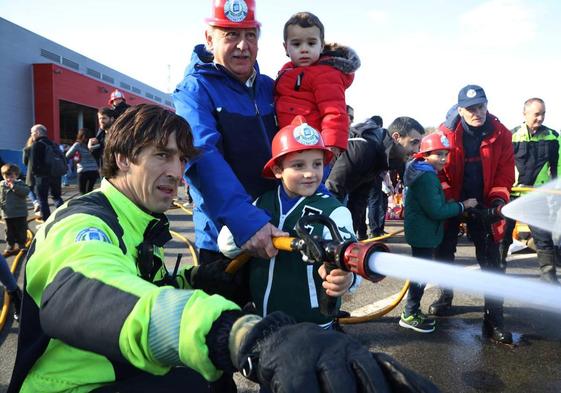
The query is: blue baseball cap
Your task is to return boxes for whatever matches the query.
[458,84,487,108]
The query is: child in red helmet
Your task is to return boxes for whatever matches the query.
[218,116,358,328]
[108,89,130,119]
[400,133,477,333]
[276,12,360,158]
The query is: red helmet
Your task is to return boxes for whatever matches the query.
[413,132,451,159]
[262,116,333,179]
[205,0,261,29]
[108,89,126,105]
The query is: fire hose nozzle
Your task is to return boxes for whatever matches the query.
[343,242,389,282]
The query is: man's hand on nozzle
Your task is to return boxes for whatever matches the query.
[461,198,478,210]
[465,199,505,223]
[485,199,506,222]
[241,223,288,259]
[227,312,440,392]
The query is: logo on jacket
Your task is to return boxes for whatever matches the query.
[75,227,111,243]
[224,0,248,22]
[293,124,320,146]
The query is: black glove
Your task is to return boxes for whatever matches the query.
[466,199,505,224]
[373,352,441,392]
[485,199,506,223]
[186,260,250,305]
[232,313,440,392]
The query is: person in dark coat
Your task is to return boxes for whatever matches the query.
[89,106,114,171]
[28,124,64,221]
[326,116,424,239]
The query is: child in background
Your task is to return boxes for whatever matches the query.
[401,133,477,333]
[276,11,360,158]
[1,163,30,256]
[218,116,358,328]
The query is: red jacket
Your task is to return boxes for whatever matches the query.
[438,114,515,241]
[275,44,359,150]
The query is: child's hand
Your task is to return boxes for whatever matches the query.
[318,265,353,297]
[462,198,478,209]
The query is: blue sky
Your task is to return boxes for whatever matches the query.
[2,0,560,129]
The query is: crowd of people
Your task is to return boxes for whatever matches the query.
[1,0,560,392]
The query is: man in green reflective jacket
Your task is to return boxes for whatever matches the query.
[9,104,434,393]
[508,98,559,282]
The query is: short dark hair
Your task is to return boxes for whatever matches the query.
[98,107,115,118]
[388,117,425,137]
[101,104,199,179]
[370,115,383,128]
[1,163,20,177]
[283,12,325,44]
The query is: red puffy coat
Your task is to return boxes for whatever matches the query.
[275,44,359,150]
[438,114,515,241]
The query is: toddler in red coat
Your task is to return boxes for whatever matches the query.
[276,11,360,158]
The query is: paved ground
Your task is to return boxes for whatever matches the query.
[2,184,561,392]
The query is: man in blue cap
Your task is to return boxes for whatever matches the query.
[428,84,515,345]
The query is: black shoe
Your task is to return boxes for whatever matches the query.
[483,319,513,344]
[428,292,453,316]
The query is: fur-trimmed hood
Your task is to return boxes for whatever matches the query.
[318,43,361,74]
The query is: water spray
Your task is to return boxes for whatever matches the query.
[271,214,561,316]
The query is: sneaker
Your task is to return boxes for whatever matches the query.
[33,203,41,213]
[417,311,436,326]
[399,312,436,333]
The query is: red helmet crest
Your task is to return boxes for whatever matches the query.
[205,0,260,29]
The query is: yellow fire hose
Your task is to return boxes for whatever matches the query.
[169,230,199,267]
[225,230,410,324]
[172,201,193,216]
[0,229,34,331]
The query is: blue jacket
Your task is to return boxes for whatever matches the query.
[173,45,278,250]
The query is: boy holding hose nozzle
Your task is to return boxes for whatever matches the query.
[402,133,477,333]
[218,116,358,329]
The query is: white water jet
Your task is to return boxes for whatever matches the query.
[368,252,561,314]
[501,178,561,243]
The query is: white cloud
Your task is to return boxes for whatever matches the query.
[459,0,537,48]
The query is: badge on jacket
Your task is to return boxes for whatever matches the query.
[75,227,111,243]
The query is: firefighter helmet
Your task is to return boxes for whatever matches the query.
[414,132,451,158]
[108,89,126,105]
[262,115,333,179]
[205,0,260,29]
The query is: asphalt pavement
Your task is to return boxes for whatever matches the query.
[1,184,561,392]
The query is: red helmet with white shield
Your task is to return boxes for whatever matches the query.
[108,89,126,105]
[205,0,261,29]
[413,132,451,159]
[262,115,333,179]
